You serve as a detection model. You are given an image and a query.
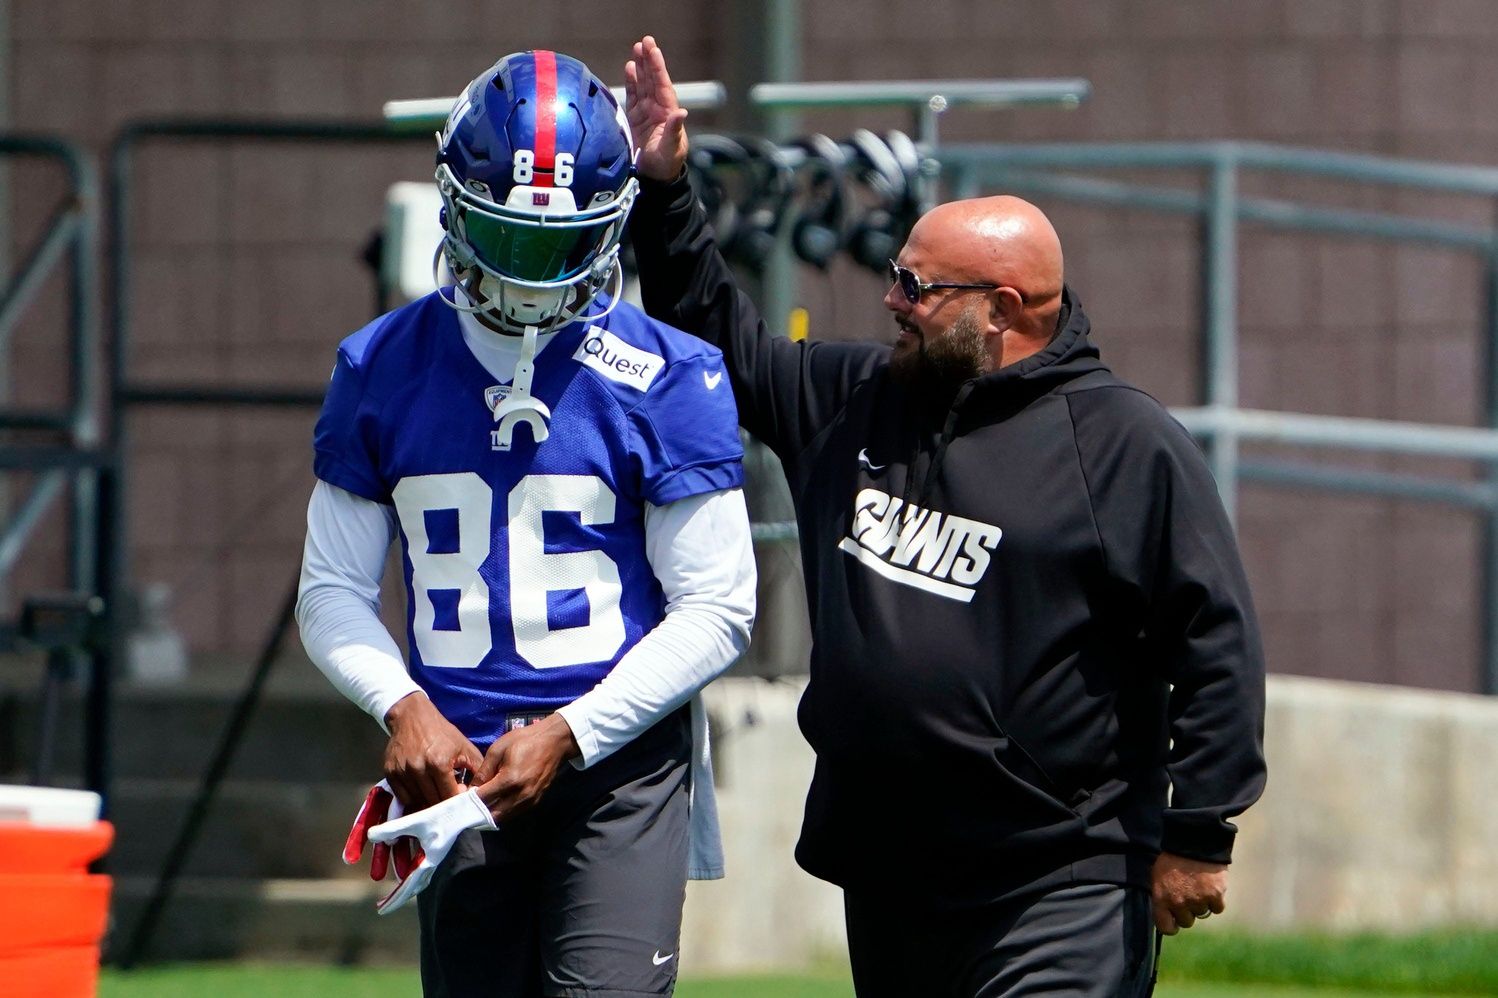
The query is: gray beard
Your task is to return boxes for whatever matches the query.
[889,308,988,397]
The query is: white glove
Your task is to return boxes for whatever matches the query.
[367,787,497,914]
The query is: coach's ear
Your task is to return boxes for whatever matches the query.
[989,286,1025,335]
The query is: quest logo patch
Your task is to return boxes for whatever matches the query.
[572,329,664,393]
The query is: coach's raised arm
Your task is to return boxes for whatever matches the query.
[625,36,888,461]
[625,33,1266,998]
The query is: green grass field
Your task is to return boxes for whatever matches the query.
[94,969,1493,998]
[98,931,1498,997]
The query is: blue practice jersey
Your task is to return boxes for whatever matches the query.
[312,292,743,748]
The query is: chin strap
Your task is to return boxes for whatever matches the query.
[491,323,552,450]
[486,263,628,451]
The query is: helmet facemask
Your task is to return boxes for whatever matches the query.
[436,163,637,333]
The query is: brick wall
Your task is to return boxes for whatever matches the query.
[7,0,1497,690]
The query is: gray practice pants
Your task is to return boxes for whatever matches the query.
[417,707,691,998]
[843,881,1157,998]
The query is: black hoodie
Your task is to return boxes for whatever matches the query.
[631,172,1267,907]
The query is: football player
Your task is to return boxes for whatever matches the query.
[296,50,756,997]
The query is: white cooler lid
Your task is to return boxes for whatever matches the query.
[0,784,102,827]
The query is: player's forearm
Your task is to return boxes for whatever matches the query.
[1161,643,1266,863]
[297,480,417,729]
[297,584,423,732]
[1158,591,1266,861]
[558,602,747,765]
[558,488,755,766]
[1157,470,1267,863]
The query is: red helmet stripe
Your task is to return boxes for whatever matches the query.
[532,50,557,187]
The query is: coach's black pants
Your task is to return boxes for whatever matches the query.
[843,882,1156,998]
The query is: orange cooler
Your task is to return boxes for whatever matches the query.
[0,787,113,998]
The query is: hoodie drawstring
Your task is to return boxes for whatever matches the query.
[920,381,973,505]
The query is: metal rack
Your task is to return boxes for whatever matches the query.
[0,135,108,794]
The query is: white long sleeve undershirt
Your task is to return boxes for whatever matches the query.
[295,478,754,878]
[295,478,755,756]
[295,484,413,730]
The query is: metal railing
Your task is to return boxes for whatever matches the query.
[99,125,1498,727]
[383,80,730,132]
[939,141,1498,693]
[0,136,102,584]
[750,78,1089,150]
[0,135,109,791]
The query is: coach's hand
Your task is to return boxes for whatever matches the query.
[382,692,483,812]
[1151,852,1228,935]
[473,714,581,822]
[626,35,688,182]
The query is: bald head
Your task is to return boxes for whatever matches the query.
[887,195,1067,377]
[910,195,1064,314]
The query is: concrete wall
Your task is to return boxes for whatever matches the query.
[1232,674,1498,931]
[6,2,1498,691]
[683,678,846,973]
[681,673,1498,971]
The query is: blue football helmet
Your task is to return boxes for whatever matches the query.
[435,51,637,330]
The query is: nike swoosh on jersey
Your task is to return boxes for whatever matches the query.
[703,370,723,390]
[858,448,886,472]
[652,951,675,966]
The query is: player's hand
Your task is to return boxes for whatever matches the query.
[473,714,581,822]
[625,35,689,182]
[367,787,495,914]
[382,692,483,813]
[1151,851,1228,935]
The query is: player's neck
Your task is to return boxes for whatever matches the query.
[474,311,514,337]
[457,308,560,348]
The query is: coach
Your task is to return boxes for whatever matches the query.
[625,37,1267,998]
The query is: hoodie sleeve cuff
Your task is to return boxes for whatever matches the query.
[635,167,694,213]
[1160,811,1237,864]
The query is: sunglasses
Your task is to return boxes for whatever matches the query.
[888,260,1001,305]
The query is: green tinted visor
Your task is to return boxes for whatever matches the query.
[462,210,615,283]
